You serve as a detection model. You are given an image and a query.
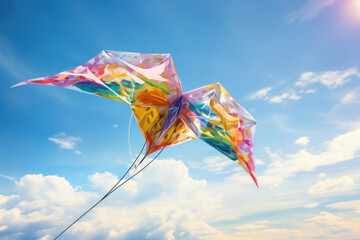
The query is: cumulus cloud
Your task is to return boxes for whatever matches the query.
[0,174,96,240]
[255,159,265,165]
[235,224,267,230]
[0,225,8,232]
[268,89,301,103]
[246,87,272,100]
[305,211,360,233]
[235,211,360,240]
[304,203,320,208]
[307,176,355,195]
[287,0,338,23]
[341,92,358,104]
[48,132,81,150]
[318,173,326,178]
[295,68,359,88]
[1,156,359,240]
[260,127,360,186]
[2,157,318,240]
[247,68,359,104]
[299,89,316,94]
[0,195,19,206]
[306,211,341,225]
[327,200,360,213]
[247,88,301,104]
[88,171,138,195]
[294,136,310,146]
[189,155,234,172]
[0,159,237,240]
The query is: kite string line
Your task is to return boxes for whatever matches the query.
[53,141,146,240]
[104,113,164,199]
[53,113,166,240]
[128,111,134,165]
[53,121,178,240]
[110,121,179,195]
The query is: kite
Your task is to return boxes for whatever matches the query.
[13,50,257,239]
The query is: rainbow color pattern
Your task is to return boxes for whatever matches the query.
[13,50,258,186]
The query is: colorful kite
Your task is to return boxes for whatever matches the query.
[13,50,257,238]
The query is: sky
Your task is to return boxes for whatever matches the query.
[1,0,360,239]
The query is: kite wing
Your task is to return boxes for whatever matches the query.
[12,50,196,154]
[181,83,258,186]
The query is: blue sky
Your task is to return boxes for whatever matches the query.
[1,0,360,239]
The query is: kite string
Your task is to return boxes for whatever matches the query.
[128,111,134,163]
[103,113,163,199]
[110,122,179,194]
[53,113,167,240]
[53,140,147,240]
[54,121,178,240]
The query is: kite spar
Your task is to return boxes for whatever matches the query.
[13,50,258,239]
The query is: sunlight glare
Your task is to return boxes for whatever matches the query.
[349,0,360,22]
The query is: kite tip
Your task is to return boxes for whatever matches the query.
[253,176,259,188]
[10,81,26,88]
[250,171,259,188]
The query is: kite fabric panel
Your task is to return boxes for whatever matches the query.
[13,50,258,186]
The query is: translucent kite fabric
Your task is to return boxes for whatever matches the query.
[13,50,258,186]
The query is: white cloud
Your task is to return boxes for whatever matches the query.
[74,150,82,155]
[255,159,265,165]
[308,176,355,195]
[304,203,319,208]
[307,211,342,225]
[294,136,310,146]
[268,89,301,103]
[247,68,358,104]
[88,171,119,192]
[235,211,360,240]
[48,132,81,150]
[299,89,316,94]
[0,159,235,240]
[295,68,359,88]
[88,171,138,195]
[248,88,301,104]
[113,124,118,129]
[246,87,272,100]
[327,200,360,213]
[260,127,360,186]
[1,156,359,240]
[2,157,311,240]
[305,211,360,233]
[0,195,19,206]
[318,173,326,178]
[189,156,234,172]
[235,224,267,230]
[0,225,8,232]
[341,92,358,104]
[287,0,338,23]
